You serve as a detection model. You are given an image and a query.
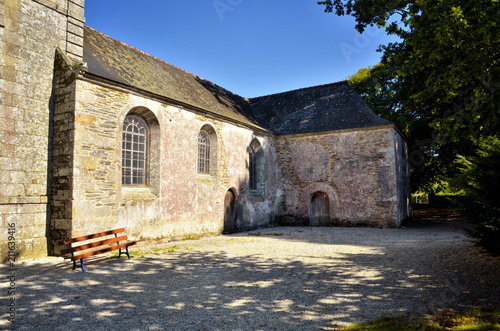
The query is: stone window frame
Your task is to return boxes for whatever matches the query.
[121,107,160,196]
[197,124,218,177]
[198,130,210,174]
[122,115,149,186]
[248,138,265,197]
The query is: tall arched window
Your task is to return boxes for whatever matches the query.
[122,115,149,185]
[248,138,264,195]
[249,145,257,190]
[198,130,210,174]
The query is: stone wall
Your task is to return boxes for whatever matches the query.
[49,77,279,251]
[0,0,84,261]
[275,125,402,228]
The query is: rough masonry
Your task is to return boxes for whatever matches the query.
[0,1,411,261]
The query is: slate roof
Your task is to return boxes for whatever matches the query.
[83,26,261,129]
[83,26,392,135]
[248,82,392,134]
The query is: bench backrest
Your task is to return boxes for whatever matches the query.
[58,228,126,245]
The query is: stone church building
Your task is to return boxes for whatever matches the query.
[0,0,411,260]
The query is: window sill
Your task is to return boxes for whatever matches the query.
[121,186,157,200]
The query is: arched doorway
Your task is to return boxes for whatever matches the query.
[223,189,237,233]
[310,191,330,226]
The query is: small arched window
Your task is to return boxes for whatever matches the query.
[122,115,148,185]
[198,130,210,174]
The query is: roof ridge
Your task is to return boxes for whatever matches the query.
[249,81,348,100]
[84,25,244,99]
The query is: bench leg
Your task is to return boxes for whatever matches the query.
[125,246,131,259]
[73,259,85,272]
[118,246,131,259]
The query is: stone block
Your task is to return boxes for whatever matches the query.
[67,33,83,47]
[0,144,14,157]
[8,171,27,184]
[66,43,83,60]
[69,0,85,8]
[25,184,46,196]
[0,157,25,171]
[68,1,85,22]
[0,65,17,82]
[0,117,15,132]
[67,21,84,37]
[67,16,84,28]
[54,218,72,230]
[32,0,67,14]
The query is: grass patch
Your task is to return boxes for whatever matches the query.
[340,306,500,330]
[110,245,179,257]
[111,250,146,258]
[182,236,200,241]
[165,245,178,253]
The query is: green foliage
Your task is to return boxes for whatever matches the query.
[326,0,500,188]
[322,0,500,252]
[341,306,500,330]
[453,136,500,255]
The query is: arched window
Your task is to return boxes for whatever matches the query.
[198,130,210,174]
[122,115,149,185]
[197,125,218,176]
[249,145,257,190]
[248,138,265,195]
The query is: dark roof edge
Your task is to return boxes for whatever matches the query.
[392,124,409,144]
[250,81,348,100]
[80,72,271,135]
[84,26,245,99]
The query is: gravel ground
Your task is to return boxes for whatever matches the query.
[2,216,499,330]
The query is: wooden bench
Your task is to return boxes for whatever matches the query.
[58,228,137,272]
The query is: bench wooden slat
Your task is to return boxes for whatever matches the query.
[58,228,126,245]
[61,235,128,255]
[70,241,137,261]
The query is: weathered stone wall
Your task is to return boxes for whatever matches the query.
[0,0,84,261]
[275,125,401,228]
[55,78,279,248]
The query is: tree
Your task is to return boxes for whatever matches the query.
[319,0,500,142]
[322,0,500,253]
[347,62,470,191]
[454,137,500,255]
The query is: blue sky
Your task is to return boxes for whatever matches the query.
[85,1,398,98]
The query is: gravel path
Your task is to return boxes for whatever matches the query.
[2,216,500,330]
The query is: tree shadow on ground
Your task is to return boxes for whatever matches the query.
[4,222,500,330]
